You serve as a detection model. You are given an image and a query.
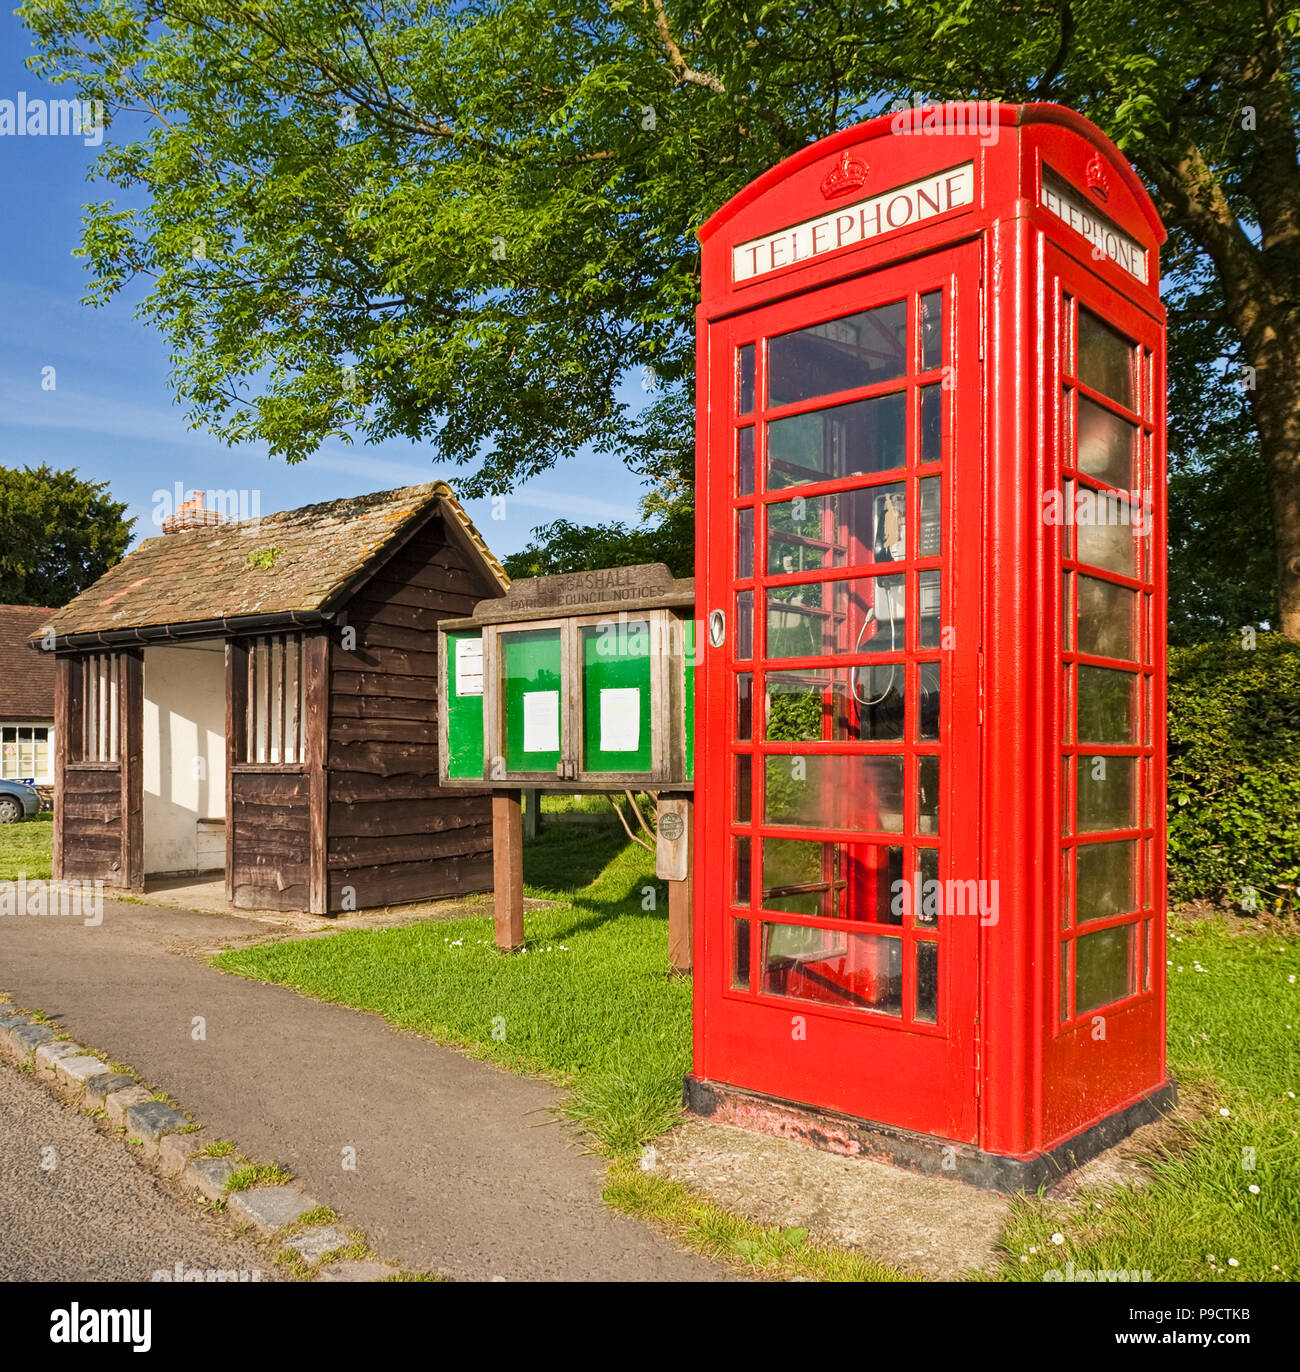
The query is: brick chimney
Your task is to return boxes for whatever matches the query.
[162,491,224,534]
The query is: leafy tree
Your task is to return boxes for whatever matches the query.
[504,385,695,579]
[20,1,1300,632]
[1164,235,1277,641]
[0,465,133,605]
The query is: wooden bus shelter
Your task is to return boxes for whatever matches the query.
[31,483,506,914]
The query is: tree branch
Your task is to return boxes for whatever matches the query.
[650,0,725,93]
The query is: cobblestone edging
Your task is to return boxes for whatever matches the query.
[0,1000,429,1283]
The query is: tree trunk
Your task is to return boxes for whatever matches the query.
[1141,133,1300,640]
[1245,339,1300,639]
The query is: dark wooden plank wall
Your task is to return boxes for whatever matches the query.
[326,508,496,909]
[60,767,124,882]
[229,769,312,910]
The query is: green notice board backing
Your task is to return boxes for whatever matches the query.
[445,630,485,780]
[580,621,653,774]
[503,628,563,774]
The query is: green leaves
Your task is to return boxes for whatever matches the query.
[0,465,134,605]
[1168,635,1300,913]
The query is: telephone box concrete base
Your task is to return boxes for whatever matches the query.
[683,1074,1177,1194]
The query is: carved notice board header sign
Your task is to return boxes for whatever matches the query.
[451,563,694,627]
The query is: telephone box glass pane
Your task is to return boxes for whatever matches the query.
[737,426,755,496]
[734,755,752,822]
[581,622,652,773]
[736,591,753,659]
[1077,395,1136,489]
[917,754,940,834]
[1076,493,1137,575]
[1077,665,1137,743]
[760,838,902,922]
[1077,839,1137,924]
[918,570,942,647]
[733,836,751,905]
[918,662,941,739]
[765,667,904,742]
[761,923,903,1015]
[736,508,754,578]
[732,919,751,989]
[766,392,905,489]
[764,754,904,833]
[1075,924,1136,1013]
[1077,756,1136,831]
[768,301,907,407]
[918,477,941,556]
[919,384,942,463]
[765,574,903,660]
[914,846,939,925]
[736,672,753,739]
[915,941,939,1023]
[737,344,756,414]
[766,485,902,575]
[502,628,563,773]
[1078,575,1135,659]
[919,291,942,371]
[1078,309,1134,409]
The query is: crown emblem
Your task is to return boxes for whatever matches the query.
[1085,152,1110,202]
[820,150,869,200]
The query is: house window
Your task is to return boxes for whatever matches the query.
[245,634,305,764]
[1,725,51,782]
[76,653,120,762]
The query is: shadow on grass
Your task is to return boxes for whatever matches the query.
[524,820,633,894]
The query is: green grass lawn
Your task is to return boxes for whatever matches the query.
[214,823,1299,1282]
[995,914,1300,1283]
[0,811,52,880]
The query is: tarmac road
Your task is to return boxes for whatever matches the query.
[0,1062,276,1282]
[0,896,722,1281]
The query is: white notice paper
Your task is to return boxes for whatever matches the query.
[455,638,484,696]
[522,691,560,754]
[599,687,641,753]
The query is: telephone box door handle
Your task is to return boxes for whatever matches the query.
[708,609,726,648]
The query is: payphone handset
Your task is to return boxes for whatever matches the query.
[850,490,906,705]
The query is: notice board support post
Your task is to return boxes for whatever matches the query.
[492,788,525,952]
[657,793,693,976]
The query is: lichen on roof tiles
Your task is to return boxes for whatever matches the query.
[37,481,507,641]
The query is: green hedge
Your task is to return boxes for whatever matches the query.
[1168,633,1300,914]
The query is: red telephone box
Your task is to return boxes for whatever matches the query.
[689,102,1173,1189]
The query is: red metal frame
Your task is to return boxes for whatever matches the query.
[694,102,1168,1164]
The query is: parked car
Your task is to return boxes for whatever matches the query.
[0,778,40,823]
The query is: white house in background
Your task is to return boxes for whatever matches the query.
[0,603,59,786]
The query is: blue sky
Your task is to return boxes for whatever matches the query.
[0,10,648,556]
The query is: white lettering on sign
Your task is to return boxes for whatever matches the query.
[1040,170,1147,283]
[454,637,484,696]
[732,163,975,284]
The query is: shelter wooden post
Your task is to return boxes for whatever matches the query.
[304,630,330,916]
[492,788,524,951]
[51,656,71,882]
[224,640,248,903]
[119,650,144,892]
